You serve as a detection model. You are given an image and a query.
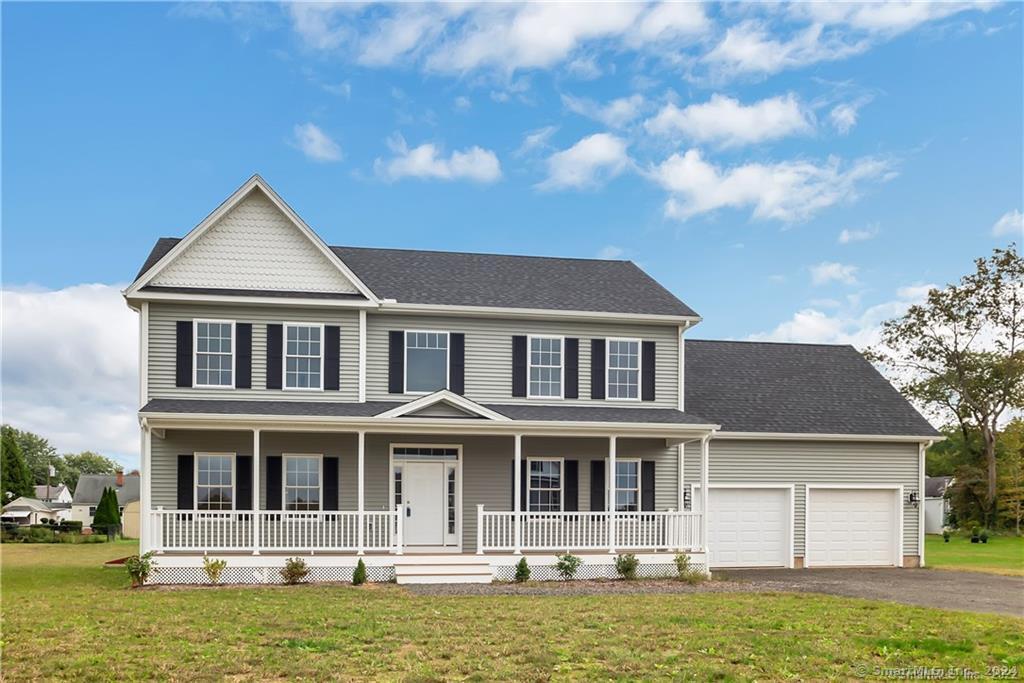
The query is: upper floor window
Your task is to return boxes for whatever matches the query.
[528,458,562,512]
[195,320,234,387]
[614,460,640,512]
[196,454,233,511]
[528,336,563,398]
[607,338,640,400]
[285,324,323,390]
[405,331,448,393]
[284,455,321,511]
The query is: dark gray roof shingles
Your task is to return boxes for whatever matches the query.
[685,340,939,437]
[72,475,140,506]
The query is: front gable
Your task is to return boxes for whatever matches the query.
[376,391,510,421]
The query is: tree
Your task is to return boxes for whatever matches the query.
[1,425,58,485]
[91,486,122,539]
[996,419,1024,534]
[869,245,1024,526]
[58,451,120,492]
[1,430,35,501]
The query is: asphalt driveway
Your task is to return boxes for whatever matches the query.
[717,567,1024,617]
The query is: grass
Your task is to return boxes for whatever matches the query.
[926,534,1024,576]
[2,543,1022,681]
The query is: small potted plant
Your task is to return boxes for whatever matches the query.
[970,526,981,543]
[980,529,989,544]
[942,529,951,543]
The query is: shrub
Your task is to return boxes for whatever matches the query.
[980,529,989,543]
[92,486,121,539]
[674,553,706,584]
[942,529,951,542]
[352,559,367,586]
[57,520,83,533]
[281,557,309,585]
[203,557,228,584]
[514,557,530,583]
[615,553,639,580]
[554,553,581,580]
[125,552,155,588]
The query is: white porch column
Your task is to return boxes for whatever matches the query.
[357,431,366,555]
[252,429,261,555]
[608,435,617,554]
[513,434,522,554]
[677,443,685,511]
[700,435,710,552]
[140,422,152,554]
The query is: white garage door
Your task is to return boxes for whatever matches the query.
[807,488,899,567]
[706,487,790,568]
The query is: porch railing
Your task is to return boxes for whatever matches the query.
[477,507,703,553]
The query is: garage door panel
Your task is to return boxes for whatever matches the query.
[807,488,897,567]
[708,488,790,568]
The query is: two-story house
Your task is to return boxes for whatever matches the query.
[126,175,939,584]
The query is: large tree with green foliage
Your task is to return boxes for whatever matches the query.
[870,245,1024,525]
[58,451,120,492]
[91,486,122,538]
[0,425,120,491]
[2,425,58,484]
[1,429,35,501]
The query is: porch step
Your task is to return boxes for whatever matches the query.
[394,562,493,585]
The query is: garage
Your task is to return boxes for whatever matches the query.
[703,486,792,568]
[806,486,901,567]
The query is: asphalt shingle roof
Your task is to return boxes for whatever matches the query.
[72,475,140,506]
[684,339,939,437]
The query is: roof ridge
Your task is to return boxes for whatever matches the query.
[688,338,856,349]
[332,244,632,264]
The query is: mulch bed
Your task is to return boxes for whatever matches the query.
[403,577,766,596]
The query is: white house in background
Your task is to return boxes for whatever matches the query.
[35,484,73,505]
[70,472,140,530]
[924,476,953,534]
[124,175,940,585]
[1,497,67,525]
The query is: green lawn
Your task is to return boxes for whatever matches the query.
[927,534,1024,576]
[2,543,1022,681]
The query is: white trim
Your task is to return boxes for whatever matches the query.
[375,389,511,421]
[125,175,379,303]
[379,301,701,326]
[805,484,903,568]
[605,337,642,402]
[193,452,237,512]
[139,302,149,406]
[388,443,463,551]
[358,309,367,403]
[193,319,236,389]
[403,330,450,395]
[715,431,943,443]
[126,290,376,309]
[608,457,642,512]
[677,325,684,412]
[281,453,325,512]
[526,335,565,400]
[282,322,325,392]
[693,483,796,569]
[526,457,565,512]
[918,440,932,567]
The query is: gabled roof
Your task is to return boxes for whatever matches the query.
[926,476,953,498]
[375,390,510,420]
[72,475,140,506]
[685,339,940,437]
[2,497,56,513]
[34,484,69,501]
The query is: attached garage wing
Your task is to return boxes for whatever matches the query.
[702,486,793,568]
[806,486,902,567]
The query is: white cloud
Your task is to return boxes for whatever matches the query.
[644,93,813,147]
[537,133,630,191]
[287,3,357,51]
[291,123,342,162]
[597,245,625,259]
[992,209,1023,237]
[561,93,645,128]
[1,284,139,466]
[629,2,710,45]
[515,125,558,158]
[829,95,873,134]
[454,95,472,111]
[810,261,859,286]
[322,81,352,99]
[704,21,869,78]
[374,134,501,183]
[650,148,895,222]
[838,225,879,244]
[794,2,992,37]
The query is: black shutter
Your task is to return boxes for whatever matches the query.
[388,331,404,394]
[449,333,465,394]
[590,339,606,399]
[564,338,579,399]
[266,456,282,510]
[236,323,252,389]
[266,324,283,390]
[564,460,579,512]
[175,321,193,388]
[236,455,253,510]
[323,457,339,511]
[176,455,194,509]
[324,325,341,391]
[641,341,656,402]
[510,459,529,510]
[511,335,527,397]
[590,460,605,511]
[641,460,656,511]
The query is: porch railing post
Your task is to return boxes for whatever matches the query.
[394,504,404,555]
[700,435,710,552]
[608,436,617,554]
[476,504,485,555]
[667,507,677,551]
[154,506,164,553]
[513,434,522,555]
[252,429,261,555]
[357,431,365,555]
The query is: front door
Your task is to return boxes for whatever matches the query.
[402,462,448,546]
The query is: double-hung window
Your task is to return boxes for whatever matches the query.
[195,320,234,387]
[405,331,448,393]
[614,460,640,512]
[607,338,640,400]
[528,458,562,512]
[196,454,234,511]
[285,324,323,390]
[284,455,321,511]
[528,336,563,398]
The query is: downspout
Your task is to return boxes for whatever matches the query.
[919,440,934,568]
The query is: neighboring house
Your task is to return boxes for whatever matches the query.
[924,476,953,534]
[34,484,73,505]
[71,472,140,531]
[126,175,940,585]
[1,497,66,525]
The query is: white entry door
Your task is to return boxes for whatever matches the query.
[402,462,447,546]
[807,487,899,567]
[706,487,791,568]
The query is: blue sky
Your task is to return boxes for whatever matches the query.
[2,2,1022,464]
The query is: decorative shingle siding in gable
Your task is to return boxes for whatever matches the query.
[149,192,358,294]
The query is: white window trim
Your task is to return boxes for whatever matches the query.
[403,330,450,395]
[387,443,463,551]
[526,456,565,512]
[193,452,236,512]
[193,319,236,389]
[611,457,642,512]
[282,453,324,512]
[282,322,326,392]
[526,335,565,400]
[605,337,642,402]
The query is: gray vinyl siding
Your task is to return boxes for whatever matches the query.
[365,313,680,408]
[683,439,921,557]
[148,303,360,402]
